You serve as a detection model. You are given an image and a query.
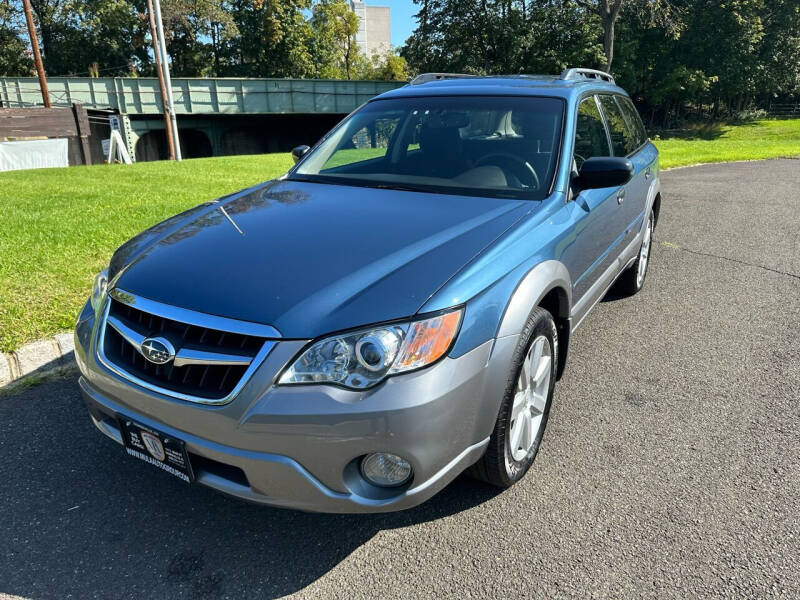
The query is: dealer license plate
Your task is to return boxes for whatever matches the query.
[118,419,194,483]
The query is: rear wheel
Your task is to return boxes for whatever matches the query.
[615,208,654,296]
[470,307,557,488]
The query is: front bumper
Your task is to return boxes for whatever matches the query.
[76,302,512,513]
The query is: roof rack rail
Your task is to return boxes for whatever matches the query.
[560,68,615,85]
[409,73,477,85]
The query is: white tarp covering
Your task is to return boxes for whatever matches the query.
[0,138,69,173]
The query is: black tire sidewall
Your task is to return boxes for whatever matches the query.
[500,309,558,484]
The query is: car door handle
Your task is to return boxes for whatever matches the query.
[617,189,625,205]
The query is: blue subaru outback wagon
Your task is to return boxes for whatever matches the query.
[75,68,661,512]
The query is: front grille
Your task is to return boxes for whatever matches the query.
[102,298,266,400]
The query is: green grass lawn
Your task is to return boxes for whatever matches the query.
[1,118,798,352]
[653,118,800,169]
[0,154,292,352]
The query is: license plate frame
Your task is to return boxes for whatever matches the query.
[118,419,195,483]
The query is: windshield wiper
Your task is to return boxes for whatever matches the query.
[287,175,423,193]
[369,182,421,192]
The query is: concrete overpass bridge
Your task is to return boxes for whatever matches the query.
[0,77,404,161]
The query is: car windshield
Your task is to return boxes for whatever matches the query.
[289,96,565,200]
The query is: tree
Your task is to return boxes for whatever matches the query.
[574,0,625,72]
[228,0,313,77]
[679,0,766,112]
[161,0,237,76]
[402,0,604,75]
[573,0,682,73]
[370,51,410,81]
[26,0,148,76]
[0,0,32,76]
[310,0,359,79]
[402,0,516,74]
[756,0,800,102]
[356,49,410,80]
[517,1,605,74]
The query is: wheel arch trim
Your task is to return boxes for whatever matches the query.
[496,260,572,339]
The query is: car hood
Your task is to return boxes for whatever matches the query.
[111,179,533,338]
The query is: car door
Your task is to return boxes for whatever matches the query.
[565,95,628,303]
[597,94,651,249]
[616,94,658,223]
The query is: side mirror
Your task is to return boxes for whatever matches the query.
[578,157,634,189]
[291,145,310,164]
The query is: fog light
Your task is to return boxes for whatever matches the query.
[361,453,412,487]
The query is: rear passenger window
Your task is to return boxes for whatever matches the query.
[617,96,648,147]
[598,95,637,156]
[575,96,610,166]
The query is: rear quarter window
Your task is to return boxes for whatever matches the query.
[598,95,638,156]
[617,96,648,149]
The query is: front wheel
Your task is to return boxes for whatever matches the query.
[469,307,557,488]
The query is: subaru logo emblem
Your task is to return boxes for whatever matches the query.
[140,337,176,365]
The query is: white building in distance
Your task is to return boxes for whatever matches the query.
[350,1,391,59]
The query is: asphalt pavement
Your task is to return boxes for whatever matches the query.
[1,159,798,599]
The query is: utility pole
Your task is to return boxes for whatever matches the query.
[146,0,175,160]
[151,0,182,161]
[21,0,50,108]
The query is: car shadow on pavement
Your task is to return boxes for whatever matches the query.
[0,374,501,600]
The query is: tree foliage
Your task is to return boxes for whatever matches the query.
[227,0,314,77]
[160,0,238,77]
[10,0,403,79]
[0,0,32,76]
[7,0,798,123]
[612,0,800,123]
[360,50,410,81]
[402,0,800,125]
[310,0,359,79]
[25,0,148,76]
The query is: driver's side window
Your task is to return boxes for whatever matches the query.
[575,96,611,167]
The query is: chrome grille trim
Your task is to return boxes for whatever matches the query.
[106,315,253,368]
[106,315,146,349]
[108,288,281,338]
[95,288,281,406]
[173,348,252,368]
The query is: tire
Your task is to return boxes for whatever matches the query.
[615,208,654,296]
[469,306,558,488]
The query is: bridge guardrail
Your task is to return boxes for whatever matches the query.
[0,77,405,116]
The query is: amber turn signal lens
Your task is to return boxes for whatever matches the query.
[390,309,462,373]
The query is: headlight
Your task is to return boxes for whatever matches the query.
[278,308,463,390]
[90,269,108,312]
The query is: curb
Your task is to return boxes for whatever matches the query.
[1,332,76,389]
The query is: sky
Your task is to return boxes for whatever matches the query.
[365,0,418,48]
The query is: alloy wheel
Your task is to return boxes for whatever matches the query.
[636,213,653,288]
[508,335,552,462]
